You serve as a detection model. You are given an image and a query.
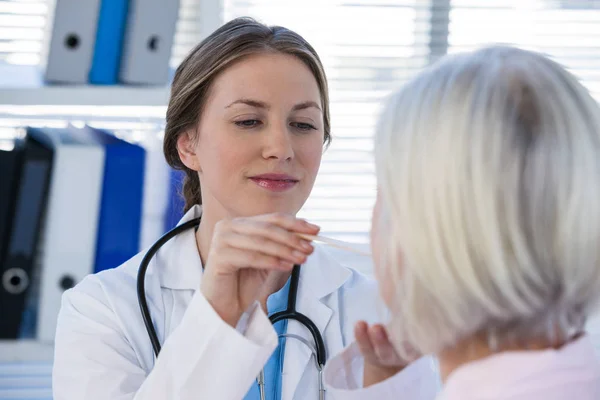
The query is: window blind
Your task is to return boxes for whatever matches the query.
[3,0,599,244]
[448,0,600,101]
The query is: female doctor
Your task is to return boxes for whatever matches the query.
[52,17,438,400]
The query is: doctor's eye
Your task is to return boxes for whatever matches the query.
[235,119,262,128]
[290,122,317,132]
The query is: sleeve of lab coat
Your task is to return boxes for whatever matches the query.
[52,284,278,400]
[323,342,441,400]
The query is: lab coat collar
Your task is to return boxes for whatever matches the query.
[156,205,204,290]
[283,243,353,399]
[156,205,354,298]
[299,243,353,300]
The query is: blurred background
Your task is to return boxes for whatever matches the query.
[2,0,598,246]
[1,0,600,398]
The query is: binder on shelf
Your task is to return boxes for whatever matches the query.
[0,129,54,339]
[84,126,145,272]
[138,134,171,250]
[119,0,180,85]
[35,127,105,343]
[165,168,185,231]
[0,136,24,273]
[89,0,130,84]
[43,0,102,83]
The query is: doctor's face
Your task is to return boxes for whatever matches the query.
[179,52,324,219]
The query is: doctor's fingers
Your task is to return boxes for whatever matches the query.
[211,246,297,272]
[214,232,313,264]
[219,231,313,265]
[260,212,320,234]
[232,212,320,236]
[226,219,318,253]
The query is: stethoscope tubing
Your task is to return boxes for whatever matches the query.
[137,217,327,367]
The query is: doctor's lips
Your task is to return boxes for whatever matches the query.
[249,173,299,192]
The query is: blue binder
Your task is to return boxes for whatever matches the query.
[84,126,145,271]
[164,168,185,231]
[89,0,129,84]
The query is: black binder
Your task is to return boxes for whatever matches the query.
[0,129,54,339]
[0,137,24,272]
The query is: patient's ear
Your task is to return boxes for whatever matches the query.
[177,128,201,172]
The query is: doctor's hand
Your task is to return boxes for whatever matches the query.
[355,321,417,387]
[200,213,319,328]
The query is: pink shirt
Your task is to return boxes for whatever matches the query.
[324,335,600,399]
[440,335,600,399]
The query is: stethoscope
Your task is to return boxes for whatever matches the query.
[136,217,327,399]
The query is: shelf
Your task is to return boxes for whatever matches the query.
[0,64,170,107]
[0,340,54,362]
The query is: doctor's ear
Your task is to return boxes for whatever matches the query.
[177,129,202,172]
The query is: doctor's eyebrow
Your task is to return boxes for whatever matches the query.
[225,98,322,112]
[226,98,270,110]
[292,101,322,113]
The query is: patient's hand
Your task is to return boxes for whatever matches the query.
[354,321,414,387]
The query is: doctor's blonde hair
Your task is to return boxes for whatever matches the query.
[375,45,600,357]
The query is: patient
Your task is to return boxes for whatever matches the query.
[325,45,600,399]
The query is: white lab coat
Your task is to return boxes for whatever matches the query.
[323,343,440,399]
[53,205,440,399]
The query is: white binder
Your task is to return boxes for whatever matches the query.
[35,128,105,343]
[119,0,180,85]
[137,134,171,250]
[42,0,102,83]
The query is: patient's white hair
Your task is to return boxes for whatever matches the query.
[374,45,600,357]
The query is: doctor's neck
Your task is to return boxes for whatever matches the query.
[195,208,219,268]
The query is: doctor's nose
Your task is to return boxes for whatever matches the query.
[262,125,294,161]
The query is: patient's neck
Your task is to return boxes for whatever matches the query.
[438,331,574,382]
